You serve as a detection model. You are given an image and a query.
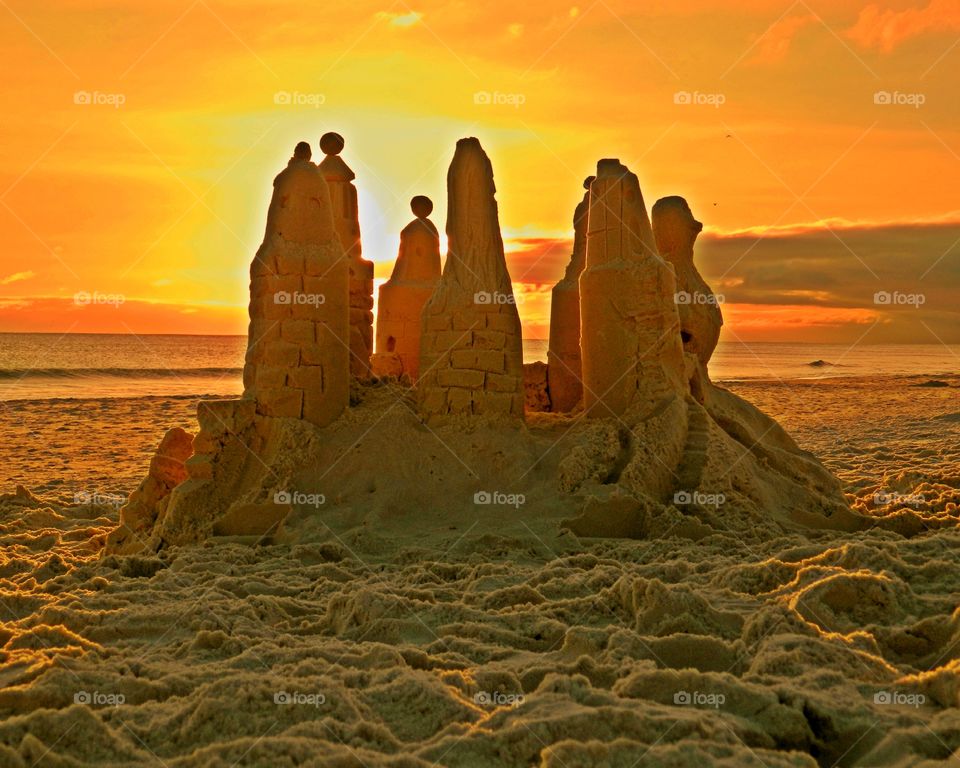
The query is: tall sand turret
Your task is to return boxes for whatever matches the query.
[547,176,593,412]
[418,138,524,422]
[579,160,686,419]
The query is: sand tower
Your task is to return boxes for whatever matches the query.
[418,138,524,422]
[242,145,350,426]
[318,132,374,380]
[547,176,594,413]
[579,160,686,419]
[373,195,442,380]
[653,196,722,400]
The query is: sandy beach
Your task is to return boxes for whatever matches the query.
[4,0,960,764]
[1,373,957,767]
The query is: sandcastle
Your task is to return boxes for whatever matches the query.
[318,132,374,379]
[104,135,866,555]
[371,196,441,380]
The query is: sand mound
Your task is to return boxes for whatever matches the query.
[96,374,876,560]
[3,475,960,766]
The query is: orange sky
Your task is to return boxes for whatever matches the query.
[1,0,958,342]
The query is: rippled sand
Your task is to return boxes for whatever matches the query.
[1,375,958,766]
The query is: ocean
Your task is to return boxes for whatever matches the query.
[0,333,956,401]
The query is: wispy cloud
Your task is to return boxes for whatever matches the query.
[749,13,817,65]
[375,10,423,28]
[697,220,959,342]
[0,270,35,285]
[847,0,960,52]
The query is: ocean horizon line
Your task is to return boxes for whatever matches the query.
[1,331,958,347]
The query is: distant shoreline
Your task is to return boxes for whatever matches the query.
[0,331,957,347]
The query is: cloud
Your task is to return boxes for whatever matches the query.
[375,11,423,28]
[748,13,817,65]
[0,298,33,309]
[0,270,35,285]
[710,211,960,238]
[698,220,960,342]
[505,237,572,285]
[722,304,880,331]
[847,0,960,52]
[0,296,246,335]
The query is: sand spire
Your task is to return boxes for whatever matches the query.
[318,132,374,380]
[372,196,442,380]
[653,196,722,400]
[579,160,686,419]
[547,176,594,412]
[418,138,524,421]
[242,144,349,426]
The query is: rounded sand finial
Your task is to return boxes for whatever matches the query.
[411,195,433,218]
[320,132,345,155]
[583,176,595,190]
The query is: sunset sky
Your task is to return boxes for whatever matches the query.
[1,0,958,343]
